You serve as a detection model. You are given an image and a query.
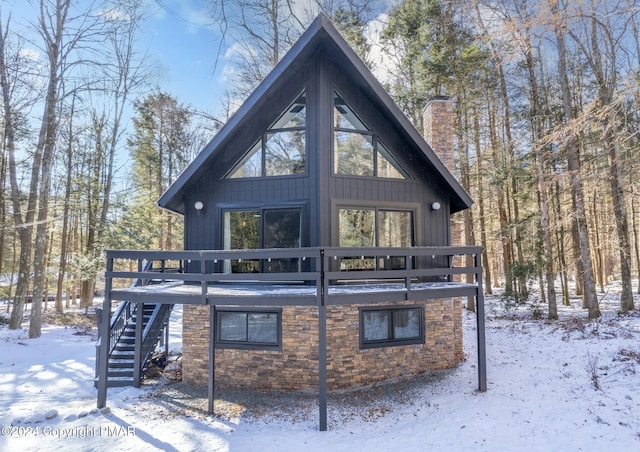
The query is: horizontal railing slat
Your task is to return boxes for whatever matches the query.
[103,247,483,300]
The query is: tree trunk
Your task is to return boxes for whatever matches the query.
[631,183,640,294]
[591,191,605,293]
[586,12,633,312]
[605,139,634,311]
[1,17,37,330]
[487,101,513,292]
[29,74,58,338]
[553,179,570,306]
[521,20,557,317]
[473,107,492,294]
[554,6,599,317]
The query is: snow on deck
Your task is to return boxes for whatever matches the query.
[110,280,478,300]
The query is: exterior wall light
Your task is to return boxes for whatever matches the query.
[194,201,204,211]
[431,201,441,211]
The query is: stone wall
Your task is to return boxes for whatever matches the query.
[423,96,455,174]
[182,297,463,390]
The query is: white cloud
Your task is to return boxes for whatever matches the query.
[19,47,40,62]
[98,7,131,22]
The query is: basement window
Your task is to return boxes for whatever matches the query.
[216,308,282,350]
[359,306,424,349]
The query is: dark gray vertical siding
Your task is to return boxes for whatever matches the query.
[321,59,451,248]
[316,51,333,247]
[181,50,452,254]
[306,54,320,247]
[206,177,310,249]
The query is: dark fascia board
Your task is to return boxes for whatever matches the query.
[158,13,473,215]
[157,15,327,214]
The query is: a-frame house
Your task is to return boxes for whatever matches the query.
[96,13,486,431]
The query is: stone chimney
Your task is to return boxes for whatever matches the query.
[423,96,454,174]
[423,95,465,250]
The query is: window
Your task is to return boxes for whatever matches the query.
[216,309,282,350]
[228,92,306,178]
[360,306,424,349]
[223,207,302,273]
[338,207,414,270]
[333,91,408,179]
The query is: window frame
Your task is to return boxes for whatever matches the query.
[335,204,417,248]
[359,305,425,349]
[220,203,305,274]
[215,307,283,350]
[333,200,418,271]
[226,91,307,179]
[332,90,411,180]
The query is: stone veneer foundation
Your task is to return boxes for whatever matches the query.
[182,298,463,391]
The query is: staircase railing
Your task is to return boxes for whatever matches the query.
[139,303,173,373]
[95,259,177,383]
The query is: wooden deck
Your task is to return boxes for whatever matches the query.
[96,246,487,431]
[110,279,479,306]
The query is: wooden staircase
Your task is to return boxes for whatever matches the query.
[95,302,173,388]
[106,304,157,386]
[95,260,178,388]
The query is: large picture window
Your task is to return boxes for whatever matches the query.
[228,92,306,178]
[338,207,414,270]
[360,306,424,349]
[333,91,408,179]
[223,207,302,273]
[216,308,281,350]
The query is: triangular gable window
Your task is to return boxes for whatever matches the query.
[334,91,409,179]
[228,92,306,178]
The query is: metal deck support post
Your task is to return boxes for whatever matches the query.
[133,302,143,387]
[208,304,216,414]
[319,249,327,431]
[475,253,487,392]
[164,316,170,356]
[97,256,113,408]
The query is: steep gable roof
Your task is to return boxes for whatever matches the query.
[158,13,473,214]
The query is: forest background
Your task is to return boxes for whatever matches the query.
[1,0,639,337]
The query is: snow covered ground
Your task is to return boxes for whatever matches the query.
[1,286,639,451]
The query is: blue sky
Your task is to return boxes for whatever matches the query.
[3,0,394,118]
[2,0,228,114]
[140,0,227,114]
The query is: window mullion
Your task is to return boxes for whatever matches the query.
[261,133,266,177]
[373,136,378,176]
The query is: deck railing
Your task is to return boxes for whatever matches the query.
[103,245,483,296]
[98,245,486,432]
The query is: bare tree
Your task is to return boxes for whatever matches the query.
[566,1,634,312]
[1,12,43,331]
[552,0,599,318]
[76,0,150,309]
[511,0,558,318]
[3,0,102,335]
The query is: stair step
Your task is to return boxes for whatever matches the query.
[110,351,134,360]
[108,359,134,368]
[108,369,134,378]
[95,302,174,389]
[115,344,135,352]
[107,380,135,388]
[94,377,135,388]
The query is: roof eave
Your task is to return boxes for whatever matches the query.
[157,15,330,213]
[319,22,473,212]
[158,13,474,214]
